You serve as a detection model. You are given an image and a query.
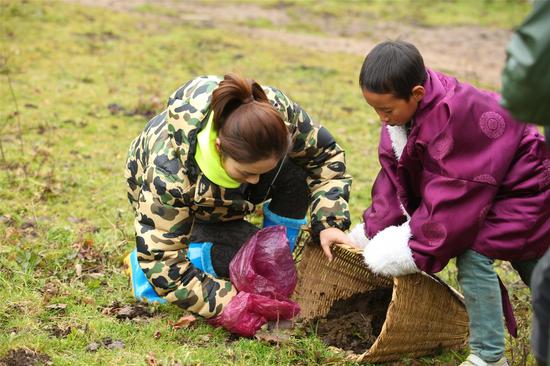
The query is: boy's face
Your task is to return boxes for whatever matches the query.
[362,87,424,126]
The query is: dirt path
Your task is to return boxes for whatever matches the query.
[68,0,512,88]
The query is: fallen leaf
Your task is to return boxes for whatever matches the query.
[75,263,82,277]
[172,314,197,330]
[153,330,161,339]
[145,352,160,366]
[197,334,211,343]
[82,297,95,305]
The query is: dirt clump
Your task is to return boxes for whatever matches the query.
[313,287,393,354]
[0,348,52,366]
[100,301,155,320]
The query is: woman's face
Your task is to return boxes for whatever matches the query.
[222,155,279,185]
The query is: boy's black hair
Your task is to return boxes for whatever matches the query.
[359,40,427,100]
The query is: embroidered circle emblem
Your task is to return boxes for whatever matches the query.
[428,133,453,160]
[479,111,505,139]
[474,174,497,185]
[421,222,447,246]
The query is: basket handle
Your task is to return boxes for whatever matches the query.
[332,242,363,255]
[296,227,364,255]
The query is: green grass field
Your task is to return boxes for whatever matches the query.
[0,1,536,365]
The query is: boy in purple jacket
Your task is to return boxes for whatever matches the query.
[348,40,550,366]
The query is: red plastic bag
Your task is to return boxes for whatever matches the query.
[230,225,297,298]
[209,226,301,336]
[208,292,299,336]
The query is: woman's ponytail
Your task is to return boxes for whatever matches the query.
[210,74,289,163]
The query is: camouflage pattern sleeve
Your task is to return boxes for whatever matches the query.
[263,87,352,238]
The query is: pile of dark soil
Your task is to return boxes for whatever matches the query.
[313,287,393,354]
[0,348,51,366]
[100,301,155,320]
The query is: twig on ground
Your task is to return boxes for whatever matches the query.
[6,72,24,157]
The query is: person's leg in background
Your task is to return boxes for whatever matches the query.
[536,124,548,366]
[511,257,539,287]
[529,250,550,366]
[457,249,508,366]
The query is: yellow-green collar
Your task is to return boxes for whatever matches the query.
[194,112,241,189]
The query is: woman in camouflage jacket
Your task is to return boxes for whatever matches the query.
[125,74,352,318]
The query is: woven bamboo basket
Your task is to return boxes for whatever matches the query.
[292,230,469,363]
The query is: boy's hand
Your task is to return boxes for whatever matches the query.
[319,227,351,262]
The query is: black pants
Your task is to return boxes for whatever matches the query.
[531,249,550,366]
[190,159,308,277]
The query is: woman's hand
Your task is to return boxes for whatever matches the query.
[319,227,352,262]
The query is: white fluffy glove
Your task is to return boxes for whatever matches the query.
[347,223,370,249]
[363,221,419,277]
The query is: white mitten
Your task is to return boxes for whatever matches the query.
[363,221,419,277]
[348,223,369,249]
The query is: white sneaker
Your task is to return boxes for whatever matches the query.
[459,354,509,366]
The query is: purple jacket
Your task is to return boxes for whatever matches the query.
[364,69,550,274]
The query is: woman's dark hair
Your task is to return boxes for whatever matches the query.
[211,73,289,163]
[359,40,427,100]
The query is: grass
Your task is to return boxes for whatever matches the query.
[0,0,536,365]
[315,0,528,28]
[133,0,532,39]
[230,0,532,31]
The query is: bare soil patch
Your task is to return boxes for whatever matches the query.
[0,348,52,366]
[66,0,512,88]
[100,301,156,320]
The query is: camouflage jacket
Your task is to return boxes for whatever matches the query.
[125,76,351,318]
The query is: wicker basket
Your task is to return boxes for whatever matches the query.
[292,231,469,363]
